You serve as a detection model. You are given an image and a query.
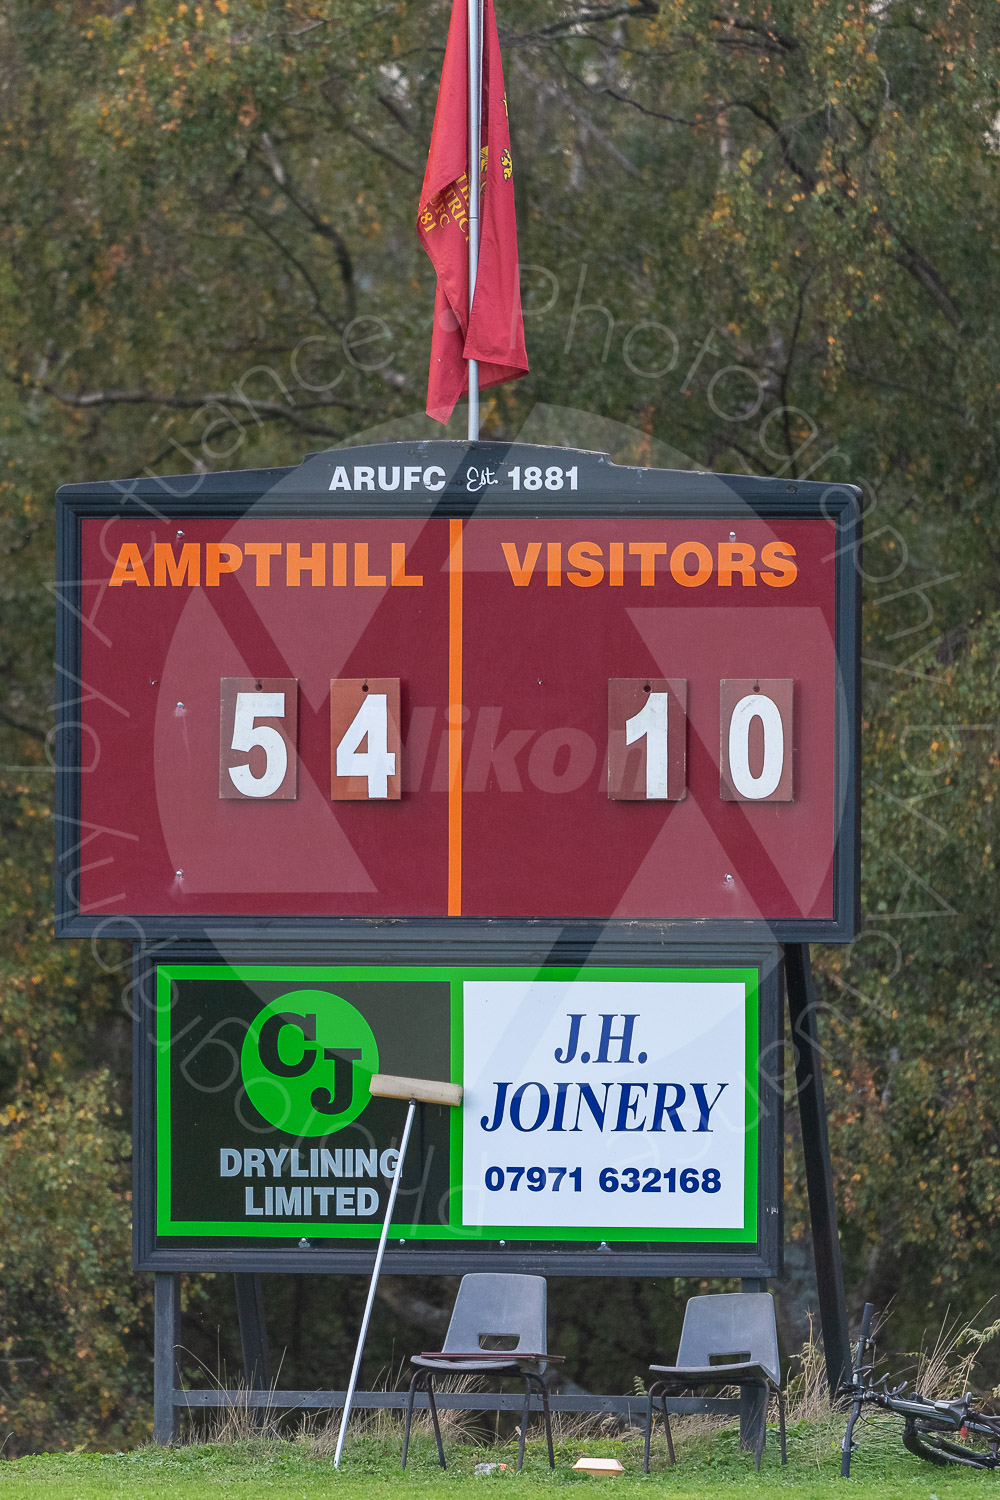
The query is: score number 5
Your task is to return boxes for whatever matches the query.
[220,678,298,800]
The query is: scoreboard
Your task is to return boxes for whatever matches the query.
[57,439,859,1276]
[55,440,860,941]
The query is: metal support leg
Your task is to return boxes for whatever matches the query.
[778,1386,787,1464]
[402,1369,445,1469]
[660,1389,676,1467]
[526,1372,554,1468]
[739,1278,767,1453]
[401,1369,420,1468]
[644,1382,675,1472]
[517,1377,530,1471]
[153,1273,181,1445]
[785,943,852,1396]
[754,1381,767,1471]
[740,1381,767,1460]
[539,1378,554,1469]
[425,1374,445,1468]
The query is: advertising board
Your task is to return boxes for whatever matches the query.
[136,948,781,1275]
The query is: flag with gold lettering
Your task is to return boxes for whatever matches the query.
[417,0,528,424]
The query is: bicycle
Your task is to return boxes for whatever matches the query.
[839,1302,1000,1475]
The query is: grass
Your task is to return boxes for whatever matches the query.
[3,1416,999,1498]
[7,1321,999,1498]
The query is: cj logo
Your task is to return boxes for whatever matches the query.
[241,990,379,1137]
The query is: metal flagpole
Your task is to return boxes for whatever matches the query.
[467,0,482,441]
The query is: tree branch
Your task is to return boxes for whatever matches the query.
[889,232,963,329]
[246,213,345,331]
[341,120,420,177]
[506,0,657,45]
[40,385,365,438]
[514,57,644,177]
[728,103,963,330]
[733,99,818,190]
[254,133,357,321]
[376,88,416,136]
[842,365,967,417]
[556,59,695,123]
[777,278,810,474]
[712,15,801,54]
[0,707,46,742]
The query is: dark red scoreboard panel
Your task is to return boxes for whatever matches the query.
[56,443,859,937]
[461,518,834,921]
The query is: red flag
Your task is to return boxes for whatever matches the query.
[418,0,528,424]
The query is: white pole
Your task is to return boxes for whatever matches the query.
[333,1097,417,1468]
[467,0,482,442]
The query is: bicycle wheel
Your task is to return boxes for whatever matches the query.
[903,1420,1000,1470]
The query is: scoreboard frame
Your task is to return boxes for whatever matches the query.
[54,439,861,944]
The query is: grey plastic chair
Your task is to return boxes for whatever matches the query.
[644,1292,787,1472]
[402,1273,555,1471]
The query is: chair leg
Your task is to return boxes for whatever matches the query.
[777,1387,787,1465]
[661,1390,676,1467]
[425,1374,446,1469]
[531,1374,554,1469]
[401,1369,421,1469]
[517,1377,531,1472]
[643,1387,656,1474]
[644,1382,675,1472]
[754,1382,767,1472]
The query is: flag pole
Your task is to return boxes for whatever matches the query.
[467,0,482,441]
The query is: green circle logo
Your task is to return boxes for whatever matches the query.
[241,990,379,1137]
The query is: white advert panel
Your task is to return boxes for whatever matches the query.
[461,978,752,1238]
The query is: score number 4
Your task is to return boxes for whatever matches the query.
[220,677,400,802]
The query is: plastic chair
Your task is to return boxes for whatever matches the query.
[401,1273,555,1471]
[643,1292,787,1472]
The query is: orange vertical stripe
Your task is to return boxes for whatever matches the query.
[447,518,463,915]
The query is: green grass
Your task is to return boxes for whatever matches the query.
[2,1420,997,1498]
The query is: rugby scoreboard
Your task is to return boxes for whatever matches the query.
[56,440,859,1276]
[55,440,859,940]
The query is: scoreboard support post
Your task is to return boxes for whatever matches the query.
[785,944,851,1396]
[153,1273,181,1445]
[234,1273,272,1421]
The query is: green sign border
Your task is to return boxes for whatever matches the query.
[155,964,759,1245]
